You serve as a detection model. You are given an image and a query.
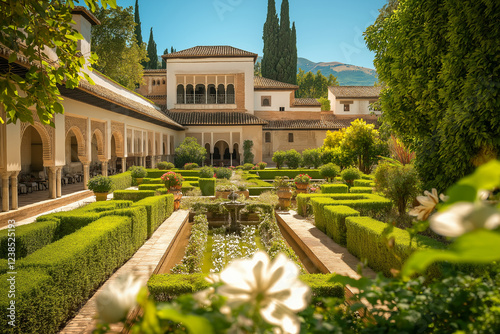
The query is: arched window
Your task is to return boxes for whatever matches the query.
[177,84,185,104]
[152,80,155,86]
[186,84,194,104]
[195,84,206,104]
[262,97,271,107]
[217,84,225,104]
[227,84,235,104]
[157,80,161,85]
[207,84,216,104]
[162,79,165,85]
[265,132,271,143]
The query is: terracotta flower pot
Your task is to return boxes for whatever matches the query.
[94,192,108,201]
[277,187,293,199]
[215,191,231,199]
[295,183,309,194]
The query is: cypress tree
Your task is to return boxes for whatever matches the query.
[262,0,279,80]
[161,47,169,69]
[134,0,143,45]
[146,28,158,69]
[171,46,176,53]
[276,0,292,83]
[291,22,297,85]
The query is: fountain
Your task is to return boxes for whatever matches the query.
[221,191,247,234]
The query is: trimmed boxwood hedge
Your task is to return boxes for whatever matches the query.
[345,217,444,278]
[353,179,375,187]
[142,177,163,184]
[249,169,322,179]
[311,195,392,231]
[324,206,360,246]
[199,178,216,196]
[109,171,133,192]
[296,193,366,216]
[138,184,164,191]
[113,190,155,201]
[320,184,349,194]
[248,187,274,196]
[350,186,373,194]
[360,174,375,180]
[247,179,274,187]
[147,169,200,178]
[132,194,174,237]
[147,273,344,301]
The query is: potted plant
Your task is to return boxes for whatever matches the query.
[274,176,292,209]
[215,182,238,199]
[341,167,361,187]
[294,174,312,194]
[236,182,250,199]
[161,171,184,210]
[129,165,148,185]
[87,175,112,201]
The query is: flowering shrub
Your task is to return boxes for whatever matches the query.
[256,161,267,170]
[156,161,174,170]
[242,163,254,170]
[183,162,199,170]
[273,176,292,188]
[199,166,214,178]
[160,171,184,188]
[294,173,312,184]
[214,167,232,179]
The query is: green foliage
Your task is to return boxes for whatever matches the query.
[148,274,211,301]
[256,161,267,170]
[262,0,280,80]
[147,169,200,179]
[271,150,287,169]
[296,193,365,217]
[157,161,174,170]
[132,194,173,237]
[345,216,444,278]
[353,179,374,187]
[174,137,207,168]
[319,163,340,182]
[0,0,116,125]
[86,175,113,193]
[199,178,216,196]
[374,162,422,216]
[349,186,373,194]
[214,167,232,179]
[138,184,163,191]
[171,215,208,274]
[284,149,302,169]
[301,148,322,168]
[243,163,255,170]
[243,140,254,164]
[109,171,133,192]
[113,190,155,201]
[133,0,142,45]
[128,165,147,178]
[145,27,158,69]
[340,119,388,174]
[321,147,355,170]
[297,69,339,98]
[248,187,274,196]
[318,97,331,111]
[319,184,348,194]
[183,162,198,170]
[251,169,321,180]
[91,5,147,90]
[324,206,360,246]
[341,167,361,187]
[365,0,500,190]
[199,166,214,178]
[299,274,344,298]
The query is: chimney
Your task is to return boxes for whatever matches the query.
[71,6,100,60]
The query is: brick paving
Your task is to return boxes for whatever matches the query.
[59,209,189,334]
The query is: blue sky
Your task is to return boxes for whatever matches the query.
[113,0,387,69]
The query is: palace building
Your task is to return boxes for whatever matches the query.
[0,7,379,213]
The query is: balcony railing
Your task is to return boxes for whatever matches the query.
[177,94,235,104]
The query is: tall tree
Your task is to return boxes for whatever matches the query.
[146,28,158,69]
[261,0,279,80]
[296,69,338,98]
[290,22,298,85]
[0,0,115,125]
[92,6,148,90]
[365,0,500,190]
[276,0,291,83]
[133,0,143,45]
[161,47,169,69]
[171,46,176,53]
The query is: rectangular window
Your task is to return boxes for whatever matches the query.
[280,107,285,111]
[288,133,294,142]
[265,132,271,143]
[344,104,350,112]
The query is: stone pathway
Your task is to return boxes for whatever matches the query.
[276,210,376,279]
[60,209,189,334]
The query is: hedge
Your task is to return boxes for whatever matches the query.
[132,194,174,237]
[147,273,343,302]
[142,177,163,184]
[323,206,360,246]
[113,190,155,201]
[320,184,348,194]
[109,171,133,192]
[199,178,216,196]
[9,215,144,334]
[361,174,375,180]
[353,179,375,187]
[247,179,274,187]
[147,169,200,178]
[138,184,164,191]
[248,187,274,196]
[350,187,373,194]
[345,217,444,278]
[249,169,322,180]
[311,195,393,231]
[296,193,366,216]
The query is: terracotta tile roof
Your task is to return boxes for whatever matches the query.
[263,115,378,130]
[143,69,167,74]
[293,98,321,106]
[328,86,382,98]
[254,76,299,90]
[163,46,258,60]
[164,111,268,126]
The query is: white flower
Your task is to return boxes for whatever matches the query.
[95,273,143,324]
[218,251,310,334]
[430,202,500,237]
[409,188,447,221]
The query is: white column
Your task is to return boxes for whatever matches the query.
[48,166,57,199]
[2,172,10,212]
[101,160,108,177]
[121,157,126,173]
[56,167,62,198]
[10,171,19,210]
[83,162,90,190]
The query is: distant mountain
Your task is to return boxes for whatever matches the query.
[256,57,378,86]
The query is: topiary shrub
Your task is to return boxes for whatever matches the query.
[320,184,348,194]
[341,167,361,187]
[199,166,214,178]
[113,190,155,201]
[128,165,148,179]
[157,161,174,170]
[256,162,267,170]
[320,163,340,182]
[87,175,112,193]
[214,167,232,179]
[174,137,207,168]
[272,150,287,169]
[243,163,254,170]
[199,178,216,196]
[183,162,199,170]
[243,140,254,164]
[285,149,302,169]
[109,171,133,192]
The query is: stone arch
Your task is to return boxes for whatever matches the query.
[21,122,53,166]
[92,129,105,160]
[111,130,124,158]
[66,126,86,160]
